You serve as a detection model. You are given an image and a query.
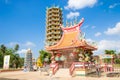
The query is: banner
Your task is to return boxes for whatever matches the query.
[100,55,113,59]
[3,55,10,69]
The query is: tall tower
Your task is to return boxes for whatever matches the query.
[24,49,33,71]
[46,6,63,46]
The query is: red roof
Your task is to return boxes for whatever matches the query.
[46,18,97,51]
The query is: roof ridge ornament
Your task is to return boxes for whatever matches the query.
[74,17,78,25]
[78,32,85,40]
[61,18,84,32]
[66,20,68,27]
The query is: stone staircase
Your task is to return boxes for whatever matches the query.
[53,68,71,77]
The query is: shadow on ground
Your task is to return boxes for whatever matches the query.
[86,72,120,78]
[0,78,19,80]
[86,72,102,77]
[106,72,120,77]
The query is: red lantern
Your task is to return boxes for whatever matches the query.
[56,53,61,57]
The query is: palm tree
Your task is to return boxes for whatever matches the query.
[0,44,7,68]
[13,54,20,68]
[117,52,120,59]
[105,50,116,55]
[39,50,51,64]
[0,44,6,56]
[104,50,116,64]
[14,44,19,51]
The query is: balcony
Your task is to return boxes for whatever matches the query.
[53,31,61,34]
[46,28,52,32]
[47,32,53,35]
[52,36,61,39]
[48,19,61,22]
[47,36,53,40]
[48,14,62,18]
[46,33,52,36]
[47,27,56,32]
[48,23,60,26]
[53,27,61,30]
[52,18,60,21]
[52,14,60,17]
[52,23,60,25]
[47,31,61,34]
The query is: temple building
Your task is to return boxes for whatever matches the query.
[45,6,63,46]
[46,18,97,68]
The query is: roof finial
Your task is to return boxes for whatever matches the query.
[70,21,72,27]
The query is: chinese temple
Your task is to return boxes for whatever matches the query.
[46,18,97,69]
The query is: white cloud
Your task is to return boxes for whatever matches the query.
[95,32,101,37]
[91,26,96,29]
[65,0,97,10]
[109,3,120,8]
[24,41,36,47]
[104,22,120,35]
[67,12,80,19]
[6,42,19,47]
[17,49,27,54]
[5,41,36,48]
[86,38,95,42]
[94,40,120,54]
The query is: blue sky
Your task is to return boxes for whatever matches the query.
[0,0,120,58]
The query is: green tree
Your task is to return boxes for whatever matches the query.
[117,52,120,58]
[114,59,120,64]
[114,52,120,64]
[105,50,116,55]
[104,50,116,63]
[19,57,24,68]
[14,44,19,51]
[0,44,24,69]
[39,50,51,64]
[12,54,19,68]
[0,52,3,68]
[0,44,6,56]
[0,44,6,68]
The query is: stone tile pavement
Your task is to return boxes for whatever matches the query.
[0,71,120,80]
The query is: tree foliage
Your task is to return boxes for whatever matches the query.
[0,44,24,68]
[14,44,19,51]
[104,50,120,64]
[105,50,116,55]
[39,50,51,64]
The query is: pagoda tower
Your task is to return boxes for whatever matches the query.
[45,6,63,46]
[24,49,33,71]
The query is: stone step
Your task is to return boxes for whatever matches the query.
[53,68,71,77]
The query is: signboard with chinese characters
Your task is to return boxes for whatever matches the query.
[100,54,113,59]
[3,55,10,69]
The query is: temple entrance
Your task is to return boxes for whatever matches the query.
[53,49,77,68]
[55,54,76,68]
[63,53,76,68]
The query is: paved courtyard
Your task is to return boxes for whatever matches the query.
[0,71,120,80]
